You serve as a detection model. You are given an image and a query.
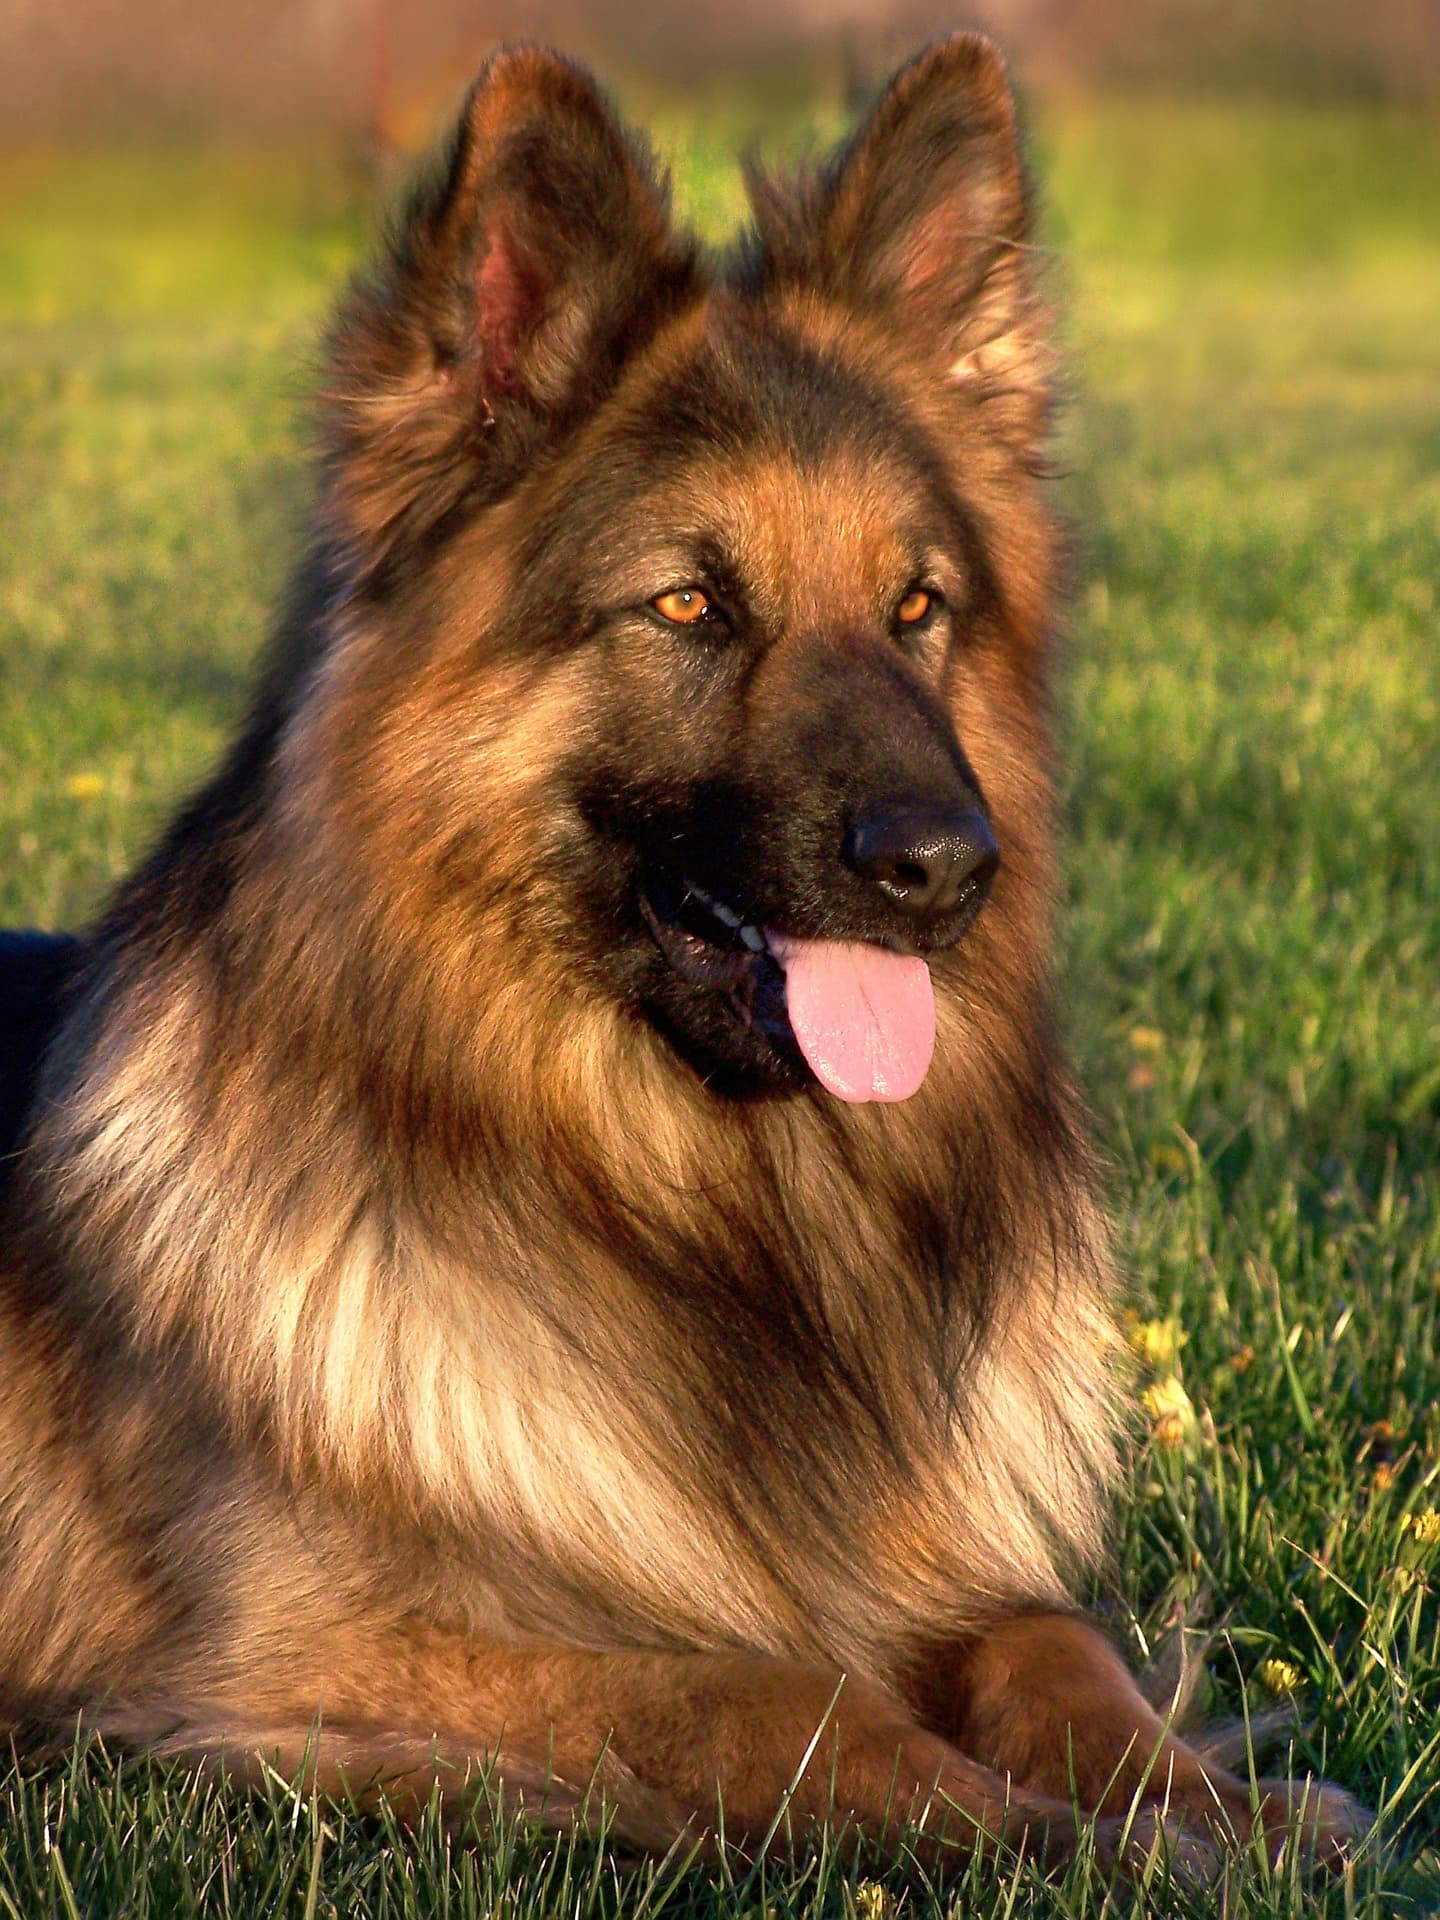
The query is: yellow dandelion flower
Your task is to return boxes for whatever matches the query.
[65,772,105,801]
[1127,1315,1186,1371]
[1400,1509,1440,1548]
[854,1883,895,1920]
[1129,1026,1166,1055]
[1142,1376,1195,1426]
[1143,1376,1196,1452]
[1257,1658,1302,1697]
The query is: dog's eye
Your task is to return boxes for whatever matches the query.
[651,588,711,625]
[895,587,939,627]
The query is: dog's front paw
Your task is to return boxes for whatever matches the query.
[1255,1775,1373,1868]
[1092,1805,1227,1891]
[1093,1777,1372,1890]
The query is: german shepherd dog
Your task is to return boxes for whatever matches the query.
[0,36,1366,1883]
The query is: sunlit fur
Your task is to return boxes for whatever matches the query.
[0,36,1366,1879]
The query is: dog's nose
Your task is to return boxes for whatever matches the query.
[847,806,1000,923]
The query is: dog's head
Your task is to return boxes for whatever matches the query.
[313,40,1059,1104]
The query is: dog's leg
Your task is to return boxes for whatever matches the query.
[910,1613,1369,1867]
[85,1641,1091,1873]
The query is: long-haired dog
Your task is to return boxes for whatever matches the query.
[0,36,1366,1881]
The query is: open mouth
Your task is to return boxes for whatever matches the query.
[639,874,939,1104]
[639,875,773,990]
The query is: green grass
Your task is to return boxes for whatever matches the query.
[2,98,1439,1917]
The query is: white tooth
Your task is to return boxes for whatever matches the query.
[739,925,764,951]
[712,902,741,928]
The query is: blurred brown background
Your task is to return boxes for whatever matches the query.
[5,0,1437,147]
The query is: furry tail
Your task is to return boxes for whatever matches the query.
[1137,1614,1300,1769]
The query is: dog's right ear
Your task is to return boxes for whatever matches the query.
[324,47,697,564]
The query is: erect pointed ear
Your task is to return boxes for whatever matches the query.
[324,47,698,561]
[749,35,1048,441]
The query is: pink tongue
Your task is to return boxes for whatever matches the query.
[767,934,935,1103]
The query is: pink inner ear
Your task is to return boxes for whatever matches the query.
[890,179,1006,314]
[894,198,969,305]
[474,216,550,399]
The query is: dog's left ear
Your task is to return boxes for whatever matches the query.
[325,47,697,561]
[750,35,1047,440]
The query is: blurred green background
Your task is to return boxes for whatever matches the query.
[1,5,1438,1912]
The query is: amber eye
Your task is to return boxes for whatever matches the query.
[651,587,711,625]
[896,587,937,626]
